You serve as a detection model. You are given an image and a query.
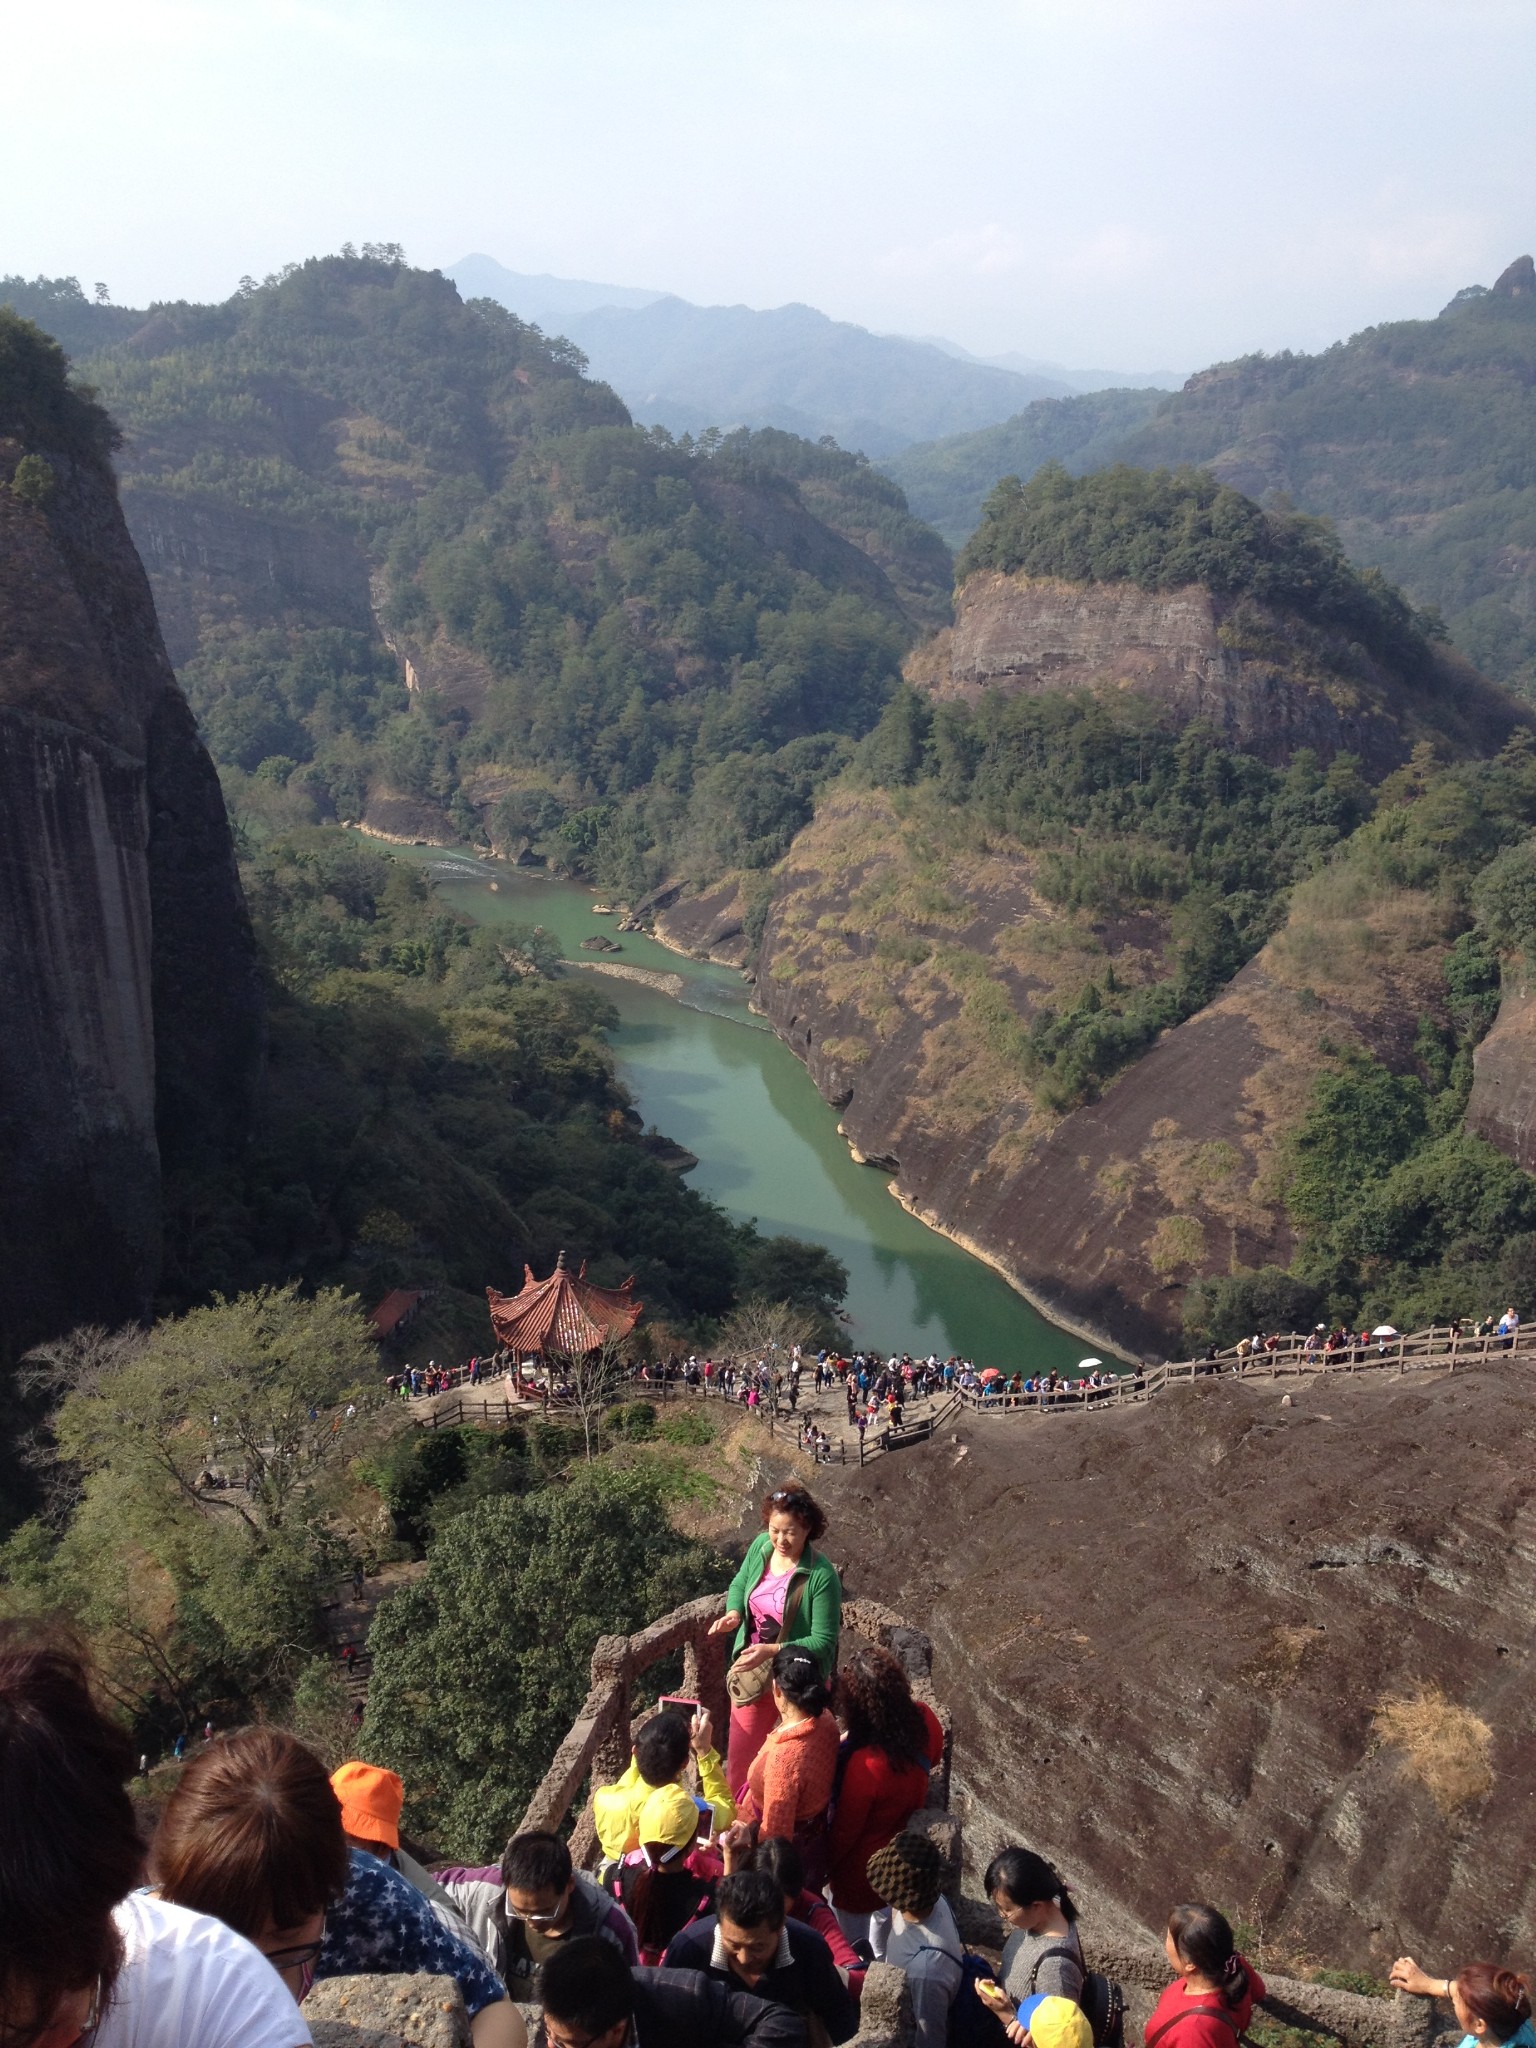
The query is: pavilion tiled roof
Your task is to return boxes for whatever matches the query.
[486,1251,643,1356]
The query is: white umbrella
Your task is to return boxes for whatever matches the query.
[1077,1357,1104,1370]
[1372,1324,1399,1338]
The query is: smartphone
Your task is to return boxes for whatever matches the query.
[692,1796,715,1845]
[658,1694,700,1717]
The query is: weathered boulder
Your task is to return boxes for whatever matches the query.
[305,1974,470,2048]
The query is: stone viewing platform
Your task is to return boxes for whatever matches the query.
[498,1595,1446,2048]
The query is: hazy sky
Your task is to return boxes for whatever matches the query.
[5,0,1533,370]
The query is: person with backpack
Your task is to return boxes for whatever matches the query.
[866,1834,963,2048]
[988,1848,1084,2007]
[1145,1905,1264,2048]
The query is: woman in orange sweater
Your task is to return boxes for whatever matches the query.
[742,1646,840,1889]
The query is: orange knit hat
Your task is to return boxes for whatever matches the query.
[330,1761,404,1848]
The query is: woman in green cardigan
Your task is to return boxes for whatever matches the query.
[708,1485,843,1797]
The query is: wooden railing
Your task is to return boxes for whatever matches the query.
[515,1593,951,1868]
[957,1320,1536,1420]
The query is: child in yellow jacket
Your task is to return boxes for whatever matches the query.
[594,1705,735,1859]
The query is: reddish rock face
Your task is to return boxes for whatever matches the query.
[921,569,1524,771]
[819,1362,1536,1971]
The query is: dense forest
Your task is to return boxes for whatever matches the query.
[3,254,949,900]
[180,822,845,1356]
[886,260,1536,698]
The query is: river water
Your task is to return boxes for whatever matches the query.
[393,846,1103,1375]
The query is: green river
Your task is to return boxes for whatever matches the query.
[394,845,1106,1375]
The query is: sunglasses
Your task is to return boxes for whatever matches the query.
[505,1896,570,1927]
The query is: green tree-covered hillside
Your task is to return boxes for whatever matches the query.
[8,253,948,898]
[885,260,1536,698]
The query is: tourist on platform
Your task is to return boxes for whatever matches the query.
[437,1830,638,1991]
[708,1487,842,1797]
[329,1761,477,1944]
[1390,1959,1535,2048]
[611,1784,722,1965]
[988,1846,1085,2008]
[151,1727,521,2048]
[736,1646,840,1888]
[721,1833,866,1995]
[1145,1905,1264,2048]
[865,1833,963,2048]
[594,1706,735,1861]
[663,1869,857,2044]
[825,1645,941,1957]
[0,1626,310,2048]
[538,1934,808,2048]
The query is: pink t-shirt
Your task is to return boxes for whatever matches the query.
[748,1563,792,1640]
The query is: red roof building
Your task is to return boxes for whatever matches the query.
[369,1288,425,1340]
[486,1251,643,1356]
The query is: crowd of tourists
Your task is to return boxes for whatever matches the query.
[7,1483,1532,2048]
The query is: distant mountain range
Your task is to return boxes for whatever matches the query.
[446,254,1183,457]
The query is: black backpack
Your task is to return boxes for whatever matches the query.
[1030,1941,1127,2048]
[948,1953,1012,2048]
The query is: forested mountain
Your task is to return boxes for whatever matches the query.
[702,466,1536,1354]
[450,254,1077,454]
[4,252,948,899]
[0,296,850,1370]
[885,257,1536,699]
[883,387,1168,545]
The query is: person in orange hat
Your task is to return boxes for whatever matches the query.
[329,1761,484,1956]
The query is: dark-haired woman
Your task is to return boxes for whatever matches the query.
[742,1644,841,1887]
[988,1847,1085,2014]
[1391,1959,1536,2048]
[0,1626,308,2048]
[825,1643,941,1957]
[1145,1905,1265,2048]
[152,1726,522,2048]
[709,1485,843,1797]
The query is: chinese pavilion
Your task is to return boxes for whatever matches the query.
[485,1251,643,1356]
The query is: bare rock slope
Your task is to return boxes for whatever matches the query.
[751,784,1453,1356]
[818,1361,1536,1972]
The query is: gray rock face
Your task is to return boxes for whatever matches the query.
[0,409,263,1359]
[1467,972,1536,1170]
[305,1974,471,2048]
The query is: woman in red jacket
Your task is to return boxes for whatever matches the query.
[1145,1904,1265,2048]
[825,1644,936,1959]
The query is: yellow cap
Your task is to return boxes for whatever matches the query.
[1027,1997,1094,2048]
[637,1781,702,1850]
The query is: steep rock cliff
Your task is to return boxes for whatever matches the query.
[1467,967,1536,1171]
[914,569,1521,771]
[0,317,263,1358]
